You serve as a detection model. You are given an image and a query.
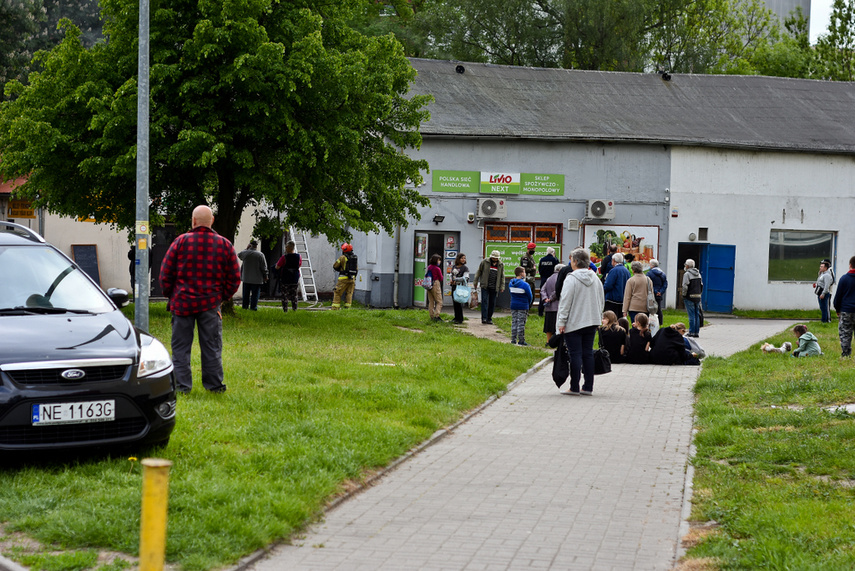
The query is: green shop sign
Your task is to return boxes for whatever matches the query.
[521,173,564,196]
[484,243,562,277]
[431,170,564,196]
[432,170,480,193]
[481,173,520,194]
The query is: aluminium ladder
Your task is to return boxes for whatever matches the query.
[288,227,319,304]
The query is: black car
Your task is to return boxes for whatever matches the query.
[0,221,176,452]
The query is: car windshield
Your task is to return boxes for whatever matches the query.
[0,245,114,313]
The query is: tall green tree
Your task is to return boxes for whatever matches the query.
[0,0,42,94]
[815,0,855,80]
[1,0,103,100]
[31,0,103,51]
[348,0,430,58]
[413,0,561,67]
[405,0,777,73]
[649,0,776,74]
[0,0,431,242]
[744,6,813,78]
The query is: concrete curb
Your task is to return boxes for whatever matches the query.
[227,354,553,571]
[675,430,699,566]
[0,554,28,571]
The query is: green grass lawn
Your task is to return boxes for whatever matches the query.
[0,305,544,571]
[686,321,855,569]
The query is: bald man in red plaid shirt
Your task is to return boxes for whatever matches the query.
[160,205,241,394]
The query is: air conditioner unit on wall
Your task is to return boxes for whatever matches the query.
[586,199,616,220]
[477,198,508,219]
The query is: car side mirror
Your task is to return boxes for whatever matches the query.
[107,288,130,307]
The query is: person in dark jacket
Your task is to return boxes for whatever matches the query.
[537,247,559,316]
[473,251,505,324]
[624,313,651,364]
[598,310,626,364]
[238,239,268,311]
[649,323,698,365]
[600,244,618,279]
[647,258,668,325]
[274,240,302,312]
[833,255,855,358]
[603,253,630,316]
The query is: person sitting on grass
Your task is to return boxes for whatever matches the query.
[674,323,703,365]
[624,312,651,364]
[792,324,822,357]
[598,310,626,364]
[649,322,699,366]
[509,266,533,346]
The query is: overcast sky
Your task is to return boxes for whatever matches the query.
[810,0,833,43]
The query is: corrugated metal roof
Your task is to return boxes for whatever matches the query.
[409,59,855,154]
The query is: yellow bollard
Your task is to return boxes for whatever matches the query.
[139,458,172,571]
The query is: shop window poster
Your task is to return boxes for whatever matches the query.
[584,225,660,270]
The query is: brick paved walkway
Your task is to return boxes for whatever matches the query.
[241,318,794,571]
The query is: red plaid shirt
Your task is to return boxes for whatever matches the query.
[159,226,241,316]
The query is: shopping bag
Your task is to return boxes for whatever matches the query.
[453,283,471,304]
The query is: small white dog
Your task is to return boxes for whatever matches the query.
[761,341,792,354]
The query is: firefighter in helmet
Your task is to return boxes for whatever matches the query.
[332,243,358,309]
[520,242,537,308]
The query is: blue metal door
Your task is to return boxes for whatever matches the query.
[701,244,736,313]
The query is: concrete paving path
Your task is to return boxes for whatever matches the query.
[241,318,795,571]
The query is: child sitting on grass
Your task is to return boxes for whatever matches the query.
[508,266,533,346]
[598,310,626,364]
[625,312,651,364]
[792,324,822,357]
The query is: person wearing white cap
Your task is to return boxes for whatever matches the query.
[473,250,505,324]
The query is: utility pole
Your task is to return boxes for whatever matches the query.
[134,0,150,331]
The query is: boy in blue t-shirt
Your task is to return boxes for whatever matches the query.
[509,266,533,345]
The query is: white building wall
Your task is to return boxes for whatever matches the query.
[762,0,810,25]
[3,208,336,296]
[8,215,131,291]
[668,146,855,311]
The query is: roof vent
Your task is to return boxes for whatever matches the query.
[455,65,465,74]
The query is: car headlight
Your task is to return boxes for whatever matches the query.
[138,336,173,378]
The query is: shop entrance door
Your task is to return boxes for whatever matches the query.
[413,232,459,307]
[676,243,735,313]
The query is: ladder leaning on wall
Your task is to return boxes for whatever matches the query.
[288,227,319,304]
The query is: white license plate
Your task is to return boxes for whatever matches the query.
[32,400,115,426]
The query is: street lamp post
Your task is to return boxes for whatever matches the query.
[134,0,150,331]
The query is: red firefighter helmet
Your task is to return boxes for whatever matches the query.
[527,242,536,250]
[341,243,353,253]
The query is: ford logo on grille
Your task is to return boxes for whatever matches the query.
[61,369,86,380]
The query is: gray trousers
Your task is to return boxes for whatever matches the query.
[171,307,225,391]
[840,312,855,357]
[511,309,528,343]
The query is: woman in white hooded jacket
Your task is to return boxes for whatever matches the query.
[556,248,606,395]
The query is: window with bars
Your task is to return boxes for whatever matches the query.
[486,223,561,244]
